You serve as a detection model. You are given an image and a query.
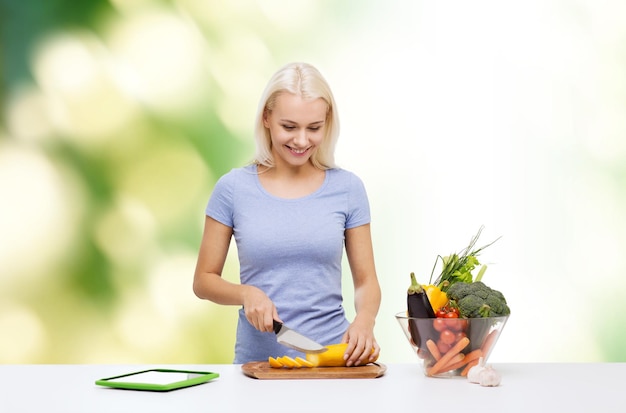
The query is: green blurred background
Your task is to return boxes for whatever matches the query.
[1,0,625,364]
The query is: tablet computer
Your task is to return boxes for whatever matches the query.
[95,368,219,391]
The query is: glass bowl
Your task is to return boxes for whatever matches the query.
[395,312,508,377]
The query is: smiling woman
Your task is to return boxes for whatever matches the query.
[193,62,382,366]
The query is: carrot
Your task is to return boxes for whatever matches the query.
[445,349,482,373]
[426,339,441,361]
[427,337,469,376]
[461,358,481,377]
[439,353,465,372]
[480,330,498,356]
[444,358,467,373]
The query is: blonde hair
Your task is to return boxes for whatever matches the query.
[253,62,340,170]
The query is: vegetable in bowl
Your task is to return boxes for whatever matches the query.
[396,312,508,377]
[447,281,510,318]
[430,225,499,292]
[399,226,511,378]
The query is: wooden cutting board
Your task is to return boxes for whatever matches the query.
[241,361,387,379]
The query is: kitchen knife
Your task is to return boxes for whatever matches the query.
[272,320,327,354]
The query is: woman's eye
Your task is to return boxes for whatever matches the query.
[308,127,321,132]
[282,125,295,130]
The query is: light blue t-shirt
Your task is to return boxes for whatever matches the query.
[205,164,371,363]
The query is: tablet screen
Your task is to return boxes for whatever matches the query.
[106,371,203,385]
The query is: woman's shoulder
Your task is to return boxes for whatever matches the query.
[327,167,364,185]
[211,165,258,197]
[217,164,257,182]
[328,167,353,177]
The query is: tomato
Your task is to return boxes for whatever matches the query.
[433,318,447,332]
[436,306,467,331]
[437,339,452,354]
[446,306,460,317]
[455,331,467,342]
[436,305,461,319]
[444,318,462,332]
[439,329,456,345]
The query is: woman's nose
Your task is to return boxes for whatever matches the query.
[293,128,307,145]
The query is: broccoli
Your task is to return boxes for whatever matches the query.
[447,281,510,318]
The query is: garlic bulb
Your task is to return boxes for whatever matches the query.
[467,357,485,383]
[479,365,501,387]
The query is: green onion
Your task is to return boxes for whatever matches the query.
[429,226,500,292]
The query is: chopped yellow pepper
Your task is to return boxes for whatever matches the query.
[423,284,448,312]
[268,356,283,368]
[278,356,300,368]
[268,343,379,368]
[295,357,314,368]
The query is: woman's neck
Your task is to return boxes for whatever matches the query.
[257,163,326,199]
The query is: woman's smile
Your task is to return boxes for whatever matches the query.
[286,145,311,156]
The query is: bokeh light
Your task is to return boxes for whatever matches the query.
[1,0,625,364]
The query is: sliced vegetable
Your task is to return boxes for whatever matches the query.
[295,357,314,368]
[267,355,302,368]
[269,343,380,369]
[279,356,300,368]
[268,356,282,368]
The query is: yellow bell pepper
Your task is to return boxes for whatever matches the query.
[306,343,350,367]
[269,343,379,368]
[423,284,448,312]
[306,343,379,367]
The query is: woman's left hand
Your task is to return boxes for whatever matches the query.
[341,319,380,367]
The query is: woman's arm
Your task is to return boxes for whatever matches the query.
[193,216,279,332]
[342,223,382,366]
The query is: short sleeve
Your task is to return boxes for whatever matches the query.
[345,173,371,229]
[205,172,235,227]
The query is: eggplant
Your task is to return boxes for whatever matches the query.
[407,272,436,348]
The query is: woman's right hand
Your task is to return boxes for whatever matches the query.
[242,285,280,333]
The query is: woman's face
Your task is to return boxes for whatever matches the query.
[263,92,328,169]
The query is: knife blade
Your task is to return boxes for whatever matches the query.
[272,320,327,354]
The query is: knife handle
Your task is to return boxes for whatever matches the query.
[272,320,282,334]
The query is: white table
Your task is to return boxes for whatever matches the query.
[0,363,622,412]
